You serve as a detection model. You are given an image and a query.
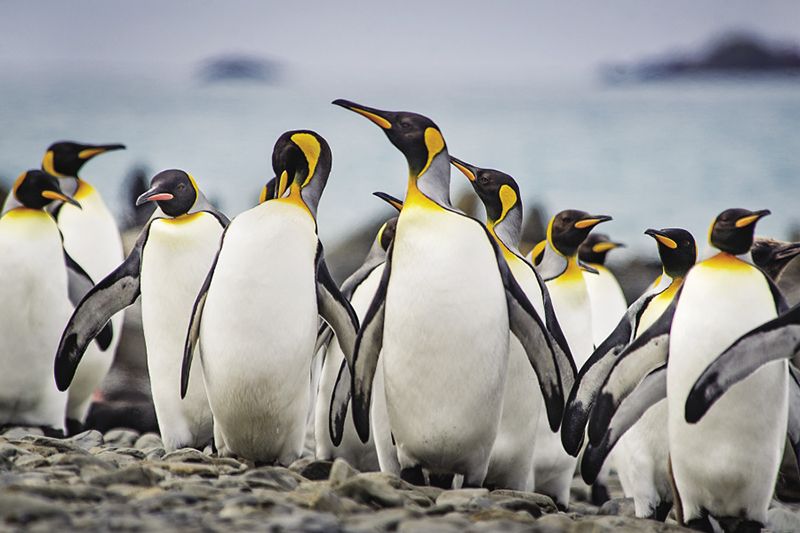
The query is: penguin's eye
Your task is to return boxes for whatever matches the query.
[478,175,490,186]
[178,183,186,191]
[399,121,412,131]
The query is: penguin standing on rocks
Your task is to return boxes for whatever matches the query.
[0,170,84,435]
[578,234,627,347]
[183,130,359,464]
[451,157,574,491]
[55,169,227,450]
[530,209,610,507]
[331,100,563,488]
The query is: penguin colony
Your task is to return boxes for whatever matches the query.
[1,102,798,532]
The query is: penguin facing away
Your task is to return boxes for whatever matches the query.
[39,141,127,433]
[451,156,574,491]
[55,169,228,450]
[182,130,359,464]
[331,99,564,488]
[0,170,84,435]
[578,233,627,347]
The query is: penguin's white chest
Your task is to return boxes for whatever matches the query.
[0,210,70,429]
[140,212,223,449]
[200,200,318,463]
[583,266,627,346]
[668,256,787,520]
[382,204,509,473]
[546,263,593,365]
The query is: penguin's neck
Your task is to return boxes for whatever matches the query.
[703,251,752,271]
[537,241,571,281]
[488,210,523,259]
[406,151,451,209]
[59,176,80,197]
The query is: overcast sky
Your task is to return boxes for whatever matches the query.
[3,0,800,83]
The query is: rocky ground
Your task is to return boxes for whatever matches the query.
[1,427,799,532]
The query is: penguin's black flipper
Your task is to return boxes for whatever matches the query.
[314,323,335,355]
[329,358,351,446]
[562,291,655,456]
[581,364,667,484]
[787,365,800,470]
[495,245,564,432]
[55,224,151,391]
[181,228,227,399]
[685,303,800,424]
[62,250,113,350]
[349,245,393,444]
[315,243,360,371]
[588,290,679,444]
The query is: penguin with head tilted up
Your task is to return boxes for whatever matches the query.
[182,130,359,464]
[529,208,610,507]
[0,170,85,435]
[36,141,127,433]
[751,237,800,307]
[55,169,227,450]
[331,100,564,488]
[578,234,627,347]
[450,157,574,491]
[315,192,401,472]
[577,228,696,521]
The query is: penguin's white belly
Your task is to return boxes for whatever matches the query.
[0,210,70,430]
[57,189,125,422]
[583,267,627,347]
[200,201,317,464]
[485,257,544,491]
[668,262,787,522]
[315,264,382,470]
[140,213,222,450]
[383,207,508,480]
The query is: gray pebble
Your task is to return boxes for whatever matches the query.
[490,489,559,514]
[0,492,68,523]
[333,474,406,508]
[768,506,800,533]
[65,430,104,450]
[242,466,303,491]
[2,427,44,439]
[88,464,165,487]
[328,458,358,487]
[134,432,163,450]
[598,496,636,517]
[103,429,139,447]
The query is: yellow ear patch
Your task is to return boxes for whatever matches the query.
[352,108,392,130]
[41,151,62,177]
[417,127,445,178]
[654,234,678,249]
[290,133,321,187]
[258,184,268,204]
[735,214,760,228]
[592,241,618,253]
[497,184,517,223]
[277,170,290,198]
[376,222,387,246]
[12,172,27,197]
[575,218,602,229]
[531,239,547,264]
[78,147,106,159]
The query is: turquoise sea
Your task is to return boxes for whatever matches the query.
[1,71,798,259]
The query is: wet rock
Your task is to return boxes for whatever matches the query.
[328,458,358,487]
[88,464,165,487]
[91,450,140,468]
[298,459,334,480]
[243,466,303,491]
[492,497,542,518]
[14,454,47,468]
[598,497,636,517]
[768,506,800,533]
[489,489,558,514]
[143,447,166,460]
[333,474,406,508]
[436,488,491,509]
[103,429,139,447]
[47,452,114,471]
[134,432,163,450]
[65,429,104,450]
[0,492,68,523]
[0,442,31,460]
[19,435,87,455]
[161,447,211,463]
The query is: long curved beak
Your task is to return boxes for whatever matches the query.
[42,190,81,209]
[332,99,393,130]
[592,241,625,253]
[575,214,612,229]
[78,144,126,160]
[735,209,771,228]
[645,228,677,249]
[775,242,800,261]
[373,192,403,212]
[449,156,479,182]
[136,186,173,206]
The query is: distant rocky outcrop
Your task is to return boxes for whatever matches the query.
[197,54,282,83]
[602,31,800,83]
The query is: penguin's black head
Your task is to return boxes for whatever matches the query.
[548,209,612,257]
[578,233,625,266]
[272,130,332,216]
[332,99,445,178]
[13,170,81,210]
[378,217,398,251]
[136,169,198,217]
[709,208,770,255]
[644,228,696,278]
[42,141,125,178]
[450,157,521,224]
[751,238,800,280]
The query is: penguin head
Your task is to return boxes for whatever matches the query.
[259,177,278,204]
[136,169,198,217]
[645,228,696,278]
[751,238,800,280]
[547,210,612,257]
[12,170,81,210]
[709,208,770,255]
[42,141,125,178]
[272,130,332,218]
[578,234,624,266]
[373,192,402,251]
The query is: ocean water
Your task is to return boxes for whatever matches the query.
[1,71,798,260]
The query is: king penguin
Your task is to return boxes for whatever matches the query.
[667,208,787,531]
[751,237,800,307]
[331,100,563,488]
[450,156,574,491]
[182,130,359,464]
[40,141,126,433]
[0,170,82,435]
[579,234,627,347]
[530,209,610,507]
[314,193,401,472]
[55,169,227,450]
